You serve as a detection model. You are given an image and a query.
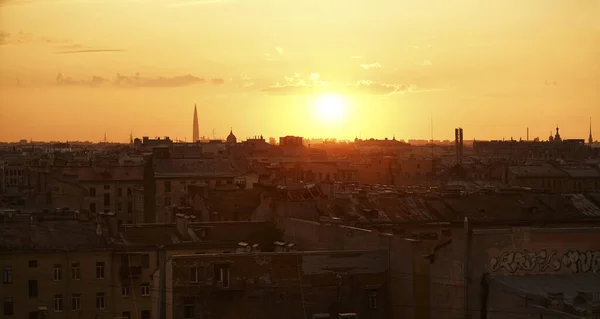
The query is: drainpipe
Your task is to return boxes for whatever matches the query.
[463,217,471,319]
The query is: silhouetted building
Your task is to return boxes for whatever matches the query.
[193,104,200,143]
[226,128,237,144]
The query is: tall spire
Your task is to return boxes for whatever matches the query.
[193,104,199,142]
[589,117,594,144]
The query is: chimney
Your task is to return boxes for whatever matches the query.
[548,292,565,311]
[459,128,464,164]
[106,212,118,237]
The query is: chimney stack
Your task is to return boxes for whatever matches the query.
[455,128,464,164]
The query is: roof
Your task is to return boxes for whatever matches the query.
[153,158,240,178]
[203,188,262,220]
[489,274,600,308]
[323,195,441,222]
[0,219,107,251]
[52,166,144,182]
[560,167,600,178]
[509,165,569,178]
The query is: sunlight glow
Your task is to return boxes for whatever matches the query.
[314,93,348,122]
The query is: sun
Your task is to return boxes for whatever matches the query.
[314,93,348,122]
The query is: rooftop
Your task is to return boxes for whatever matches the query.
[0,218,107,252]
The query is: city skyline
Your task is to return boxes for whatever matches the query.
[1,0,599,142]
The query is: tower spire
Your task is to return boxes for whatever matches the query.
[193,104,199,142]
[589,117,594,144]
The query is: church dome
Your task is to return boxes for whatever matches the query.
[226,129,237,144]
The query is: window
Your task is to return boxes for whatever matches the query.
[368,292,377,310]
[164,196,171,206]
[180,196,186,206]
[53,264,63,281]
[122,312,131,319]
[190,266,205,283]
[28,280,38,298]
[3,266,12,284]
[104,185,110,190]
[96,262,105,279]
[28,260,37,268]
[214,264,230,288]
[127,202,133,214]
[71,293,81,311]
[184,303,194,319]
[141,310,150,319]
[90,203,97,213]
[89,187,96,196]
[121,286,129,297]
[104,193,110,206]
[141,254,150,268]
[141,284,150,296]
[117,203,123,212]
[127,188,132,196]
[54,294,63,312]
[71,263,80,280]
[164,181,171,192]
[95,293,105,309]
[117,188,123,196]
[3,297,14,316]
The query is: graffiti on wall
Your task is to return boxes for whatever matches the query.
[489,250,600,274]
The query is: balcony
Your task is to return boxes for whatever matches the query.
[120,265,142,280]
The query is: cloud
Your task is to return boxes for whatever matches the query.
[237,73,255,88]
[167,0,233,6]
[0,30,69,45]
[261,73,427,96]
[54,49,125,54]
[55,72,225,88]
[275,46,283,55]
[114,73,218,87]
[56,73,106,86]
[360,62,383,70]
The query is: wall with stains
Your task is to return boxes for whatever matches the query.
[429,226,600,319]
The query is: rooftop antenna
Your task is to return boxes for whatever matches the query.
[103,133,107,143]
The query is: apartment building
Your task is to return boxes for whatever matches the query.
[0,216,114,319]
[158,250,389,319]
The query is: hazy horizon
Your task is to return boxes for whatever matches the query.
[1,0,599,142]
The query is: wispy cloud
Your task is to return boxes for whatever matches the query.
[167,0,233,7]
[360,62,383,70]
[236,73,255,88]
[261,73,435,96]
[54,49,125,54]
[0,30,69,46]
[55,72,225,88]
[275,46,283,55]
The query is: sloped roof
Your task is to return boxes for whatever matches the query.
[0,219,107,251]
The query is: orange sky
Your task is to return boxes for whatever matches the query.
[1,0,599,142]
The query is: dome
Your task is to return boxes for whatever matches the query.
[226,129,237,144]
